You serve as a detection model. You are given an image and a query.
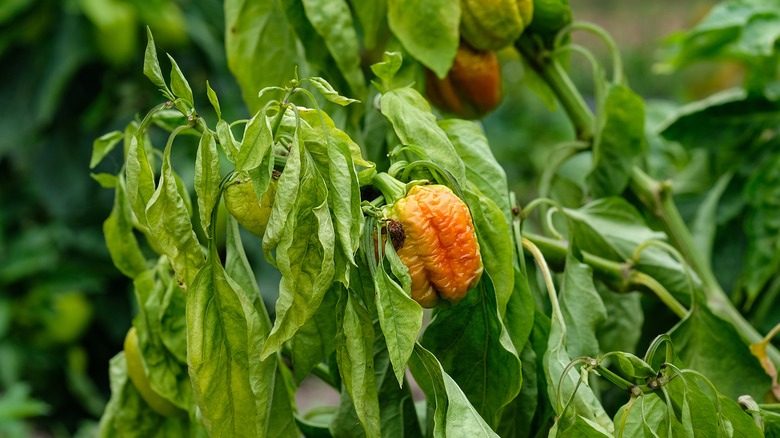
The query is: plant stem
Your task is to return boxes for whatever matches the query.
[517,36,780,365]
[628,272,688,319]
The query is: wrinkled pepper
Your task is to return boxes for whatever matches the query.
[460,0,534,51]
[376,174,483,308]
[425,42,503,119]
[223,171,278,237]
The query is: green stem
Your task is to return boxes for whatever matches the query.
[371,172,407,205]
[516,38,595,140]
[628,272,688,319]
[518,37,780,366]
[628,167,780,364]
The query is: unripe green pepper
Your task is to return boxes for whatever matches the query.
[425,42,503,119]
[223,171,278,237]
[526,0,572,41]
[124,327,185,417]
[386,184,483,308]
[460,0,534,51]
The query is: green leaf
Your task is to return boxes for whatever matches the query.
[225,0,303,112]
[336,289,381,436]
[380,87,467,183]
[132,268,193,412]
[263,121,304,254]
[236,109,273,171]
[596,288,644,357]
[668,303,770,399]
[98,353,169,437]
[298,108,364,267]
[375,238,423,386]
[409,343,499,437]
[307,77,360,106]
[370,51,403,91]
[206,81,221,120]
[166,54,194,105]
[387,0,459,78]
[691,172,732,267]
[551,415,614,437]
[497,342,538,438]
[145,134,204,290]
[565,198,695,299]
[421,275,521,428]
[742,151,780,307]
[91,172,117,188]
[559,248,606,359]
[465,188,515,316]
[90,130,123,169]
[613,393,668,438]
[103,174,148,279]
[224,216,299,437]
[545,252,614,433]
[300,0,366,98]
[126,134,156,227]
[216,119,239,164]
[195,130,220,237]
[587,83,646,198]
[186,250,257,437]
[143,27,171,97]
[347,0,386,49]
[291,285,339,383]
[440,119,512,222]
[261,157,336,359]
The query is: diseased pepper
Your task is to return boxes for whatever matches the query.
[425,42,503,120]
[223,171,278,237]
[384,182,483,308]
[460,0,534,51]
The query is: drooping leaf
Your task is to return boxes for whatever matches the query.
[186,249,257,437]
[236,109,274,172]
[145,133,204,290]
[387,0,459,78]
[439,119,512,222]
[380,87,467,183]
[261,157,336,358]
[421,275,522,429]
[307,77,360,106]
[558,248,607,359]
[126,134,156,227]
[668,303,770,399]
[335,288,381,436]
[465,188,515,316]
[166,54,194,105]
[409,343,499,437]
[374,238,423,386]
[225,0,303,112]
[587,83,646,198]
[194,130,220,237]
[300,0,366,99]
[103,174,148,279]
[545,250,614,433]
[90,130,123,169]
[291,285,339,384]
[143,27,171,97]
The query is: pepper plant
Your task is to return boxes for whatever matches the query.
[90,0,780,436]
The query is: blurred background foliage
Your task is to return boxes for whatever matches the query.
[1,0,762,435]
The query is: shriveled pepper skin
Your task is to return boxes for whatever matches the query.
[389,185,483,307]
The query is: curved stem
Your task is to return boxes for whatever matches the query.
[632,239,697,298]
[629,271,688,318]
[522,237,564,325]
[554,21,624,84]
[516,39,595,140]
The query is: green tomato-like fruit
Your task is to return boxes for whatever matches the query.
[223,172,277,237]
[124,327,185,417]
